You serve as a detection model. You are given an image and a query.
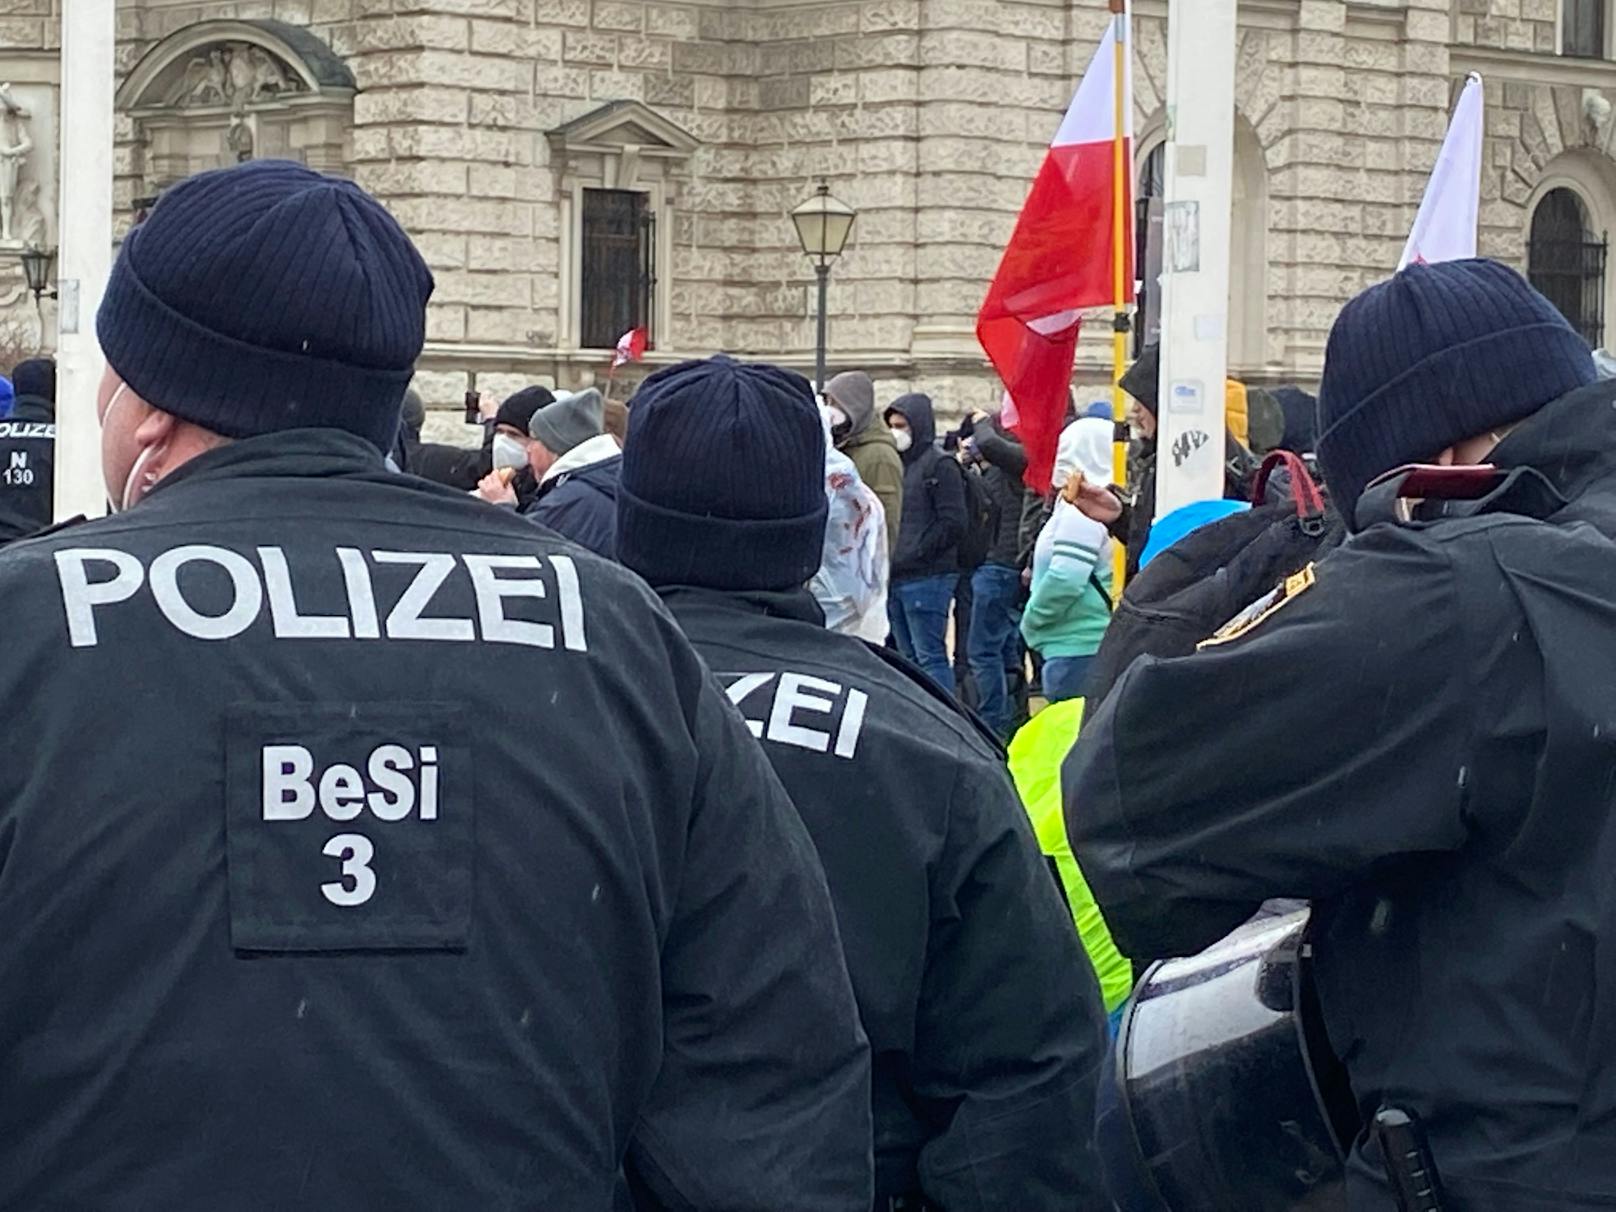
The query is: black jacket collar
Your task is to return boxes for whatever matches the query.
[151,428,389,496]
[1490,377,1616,504]
[657,584,826,627]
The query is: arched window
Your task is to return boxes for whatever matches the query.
[1134,143,1166,355]
[1528,187,1607,347]
[1133,122,1268,369]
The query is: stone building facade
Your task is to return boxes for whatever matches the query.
[4,0,1616,428]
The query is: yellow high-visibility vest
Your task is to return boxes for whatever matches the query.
[1007,699,1133,1012]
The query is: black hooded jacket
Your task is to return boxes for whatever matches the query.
[1068,379,1616,1210]
[659,584,1110,1211]
[886,394,966,581]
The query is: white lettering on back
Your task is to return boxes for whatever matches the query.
[371,551,474,642]
[723,671,870,759]
[259,546,350,639]
[767,673,839,753]
[463,553,553,649]
[150,545,263,640]
[55,548,145,648]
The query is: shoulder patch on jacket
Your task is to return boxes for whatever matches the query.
[1197,562,1316,650]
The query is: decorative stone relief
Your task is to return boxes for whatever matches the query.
[0,83,38,248]
[164,43,301,111]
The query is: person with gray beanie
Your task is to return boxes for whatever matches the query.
[477,386,623,557]
[824,369,903,551]
[618,354,1111,1212]
[1069,258,1616,1210]
[0,160,873,1212]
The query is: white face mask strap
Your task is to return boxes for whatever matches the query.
[105,383,159,513]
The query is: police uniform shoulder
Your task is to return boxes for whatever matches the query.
[859,641,1004,755]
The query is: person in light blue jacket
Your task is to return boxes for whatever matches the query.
[1021,417,1115,702]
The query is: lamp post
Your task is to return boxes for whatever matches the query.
[17,243,56,340]
[790,181,856,392]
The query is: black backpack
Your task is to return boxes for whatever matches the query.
[1085,450,1344,711]
[957,465,1000,571]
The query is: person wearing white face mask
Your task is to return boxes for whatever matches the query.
[478,386,623,559]
[471,385,555,508]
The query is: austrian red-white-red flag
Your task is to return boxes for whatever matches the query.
[612,326,648,368]
[977,12,1133,494]
[1399,73,1484,271]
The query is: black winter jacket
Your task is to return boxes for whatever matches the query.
[887,394,966,581]
[0,395,54,545]
[661,585,1109,1211]
[0,429,872,1212]
[1069,380,1616,1211]
[972,424,1029,569]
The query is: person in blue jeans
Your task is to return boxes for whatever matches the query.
[884,393,966,693]
[960,411,1033,738]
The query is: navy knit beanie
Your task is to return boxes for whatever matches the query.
[97,160,433,452]
[1317,258,1595,526]
[617,355,828,592]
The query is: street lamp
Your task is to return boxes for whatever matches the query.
[17,244,56,339]
[790,181,856,392]
[19,244,56,304]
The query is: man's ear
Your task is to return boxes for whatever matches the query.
[133,407,177,449]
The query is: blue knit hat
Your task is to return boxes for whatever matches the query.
[617,356,828,591]
[97,160,433,452]
[1139,499,1250,569]
[1317,258,1595,526]
[0,376,12,420]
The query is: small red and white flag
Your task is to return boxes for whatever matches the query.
[612,326,648,368]
[977,10,1133,494]
[1399,73,1484,271]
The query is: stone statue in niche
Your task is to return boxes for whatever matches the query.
[0,84,34,246]
[167,43,301,109]
[226,114,253,162]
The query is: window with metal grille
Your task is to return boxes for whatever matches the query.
[1528,187,1606,348]
[1564,0,1606,57]
[579,188,656,350]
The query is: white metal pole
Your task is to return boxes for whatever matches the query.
[53,0,116,521]
[1154,0,1238,516]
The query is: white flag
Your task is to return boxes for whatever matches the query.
[1399,73,1484,271]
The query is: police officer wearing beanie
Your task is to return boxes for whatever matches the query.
[1068,258,1616,1209]
[618,355,1112,1212]
[0,355,54,544]
[0,162,874,1210]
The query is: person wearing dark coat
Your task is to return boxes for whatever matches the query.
[884,392,966,693]
[1272,384,1320,454]
[0,356,55,545]
[1068,259,1616,1211]
[958,411,1029,738]
[517,388,621,558]
[413,385,554,498]
[617,354,1112,1212]
[0,160,873,1212]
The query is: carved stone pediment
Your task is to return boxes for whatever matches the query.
[548,101,699,161]
[117,19,355,116]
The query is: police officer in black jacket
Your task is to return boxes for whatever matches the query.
[1068,259,1616,1210]
[617,355,1111,1212]
[0,161,873,1211]
[0,356,55,544]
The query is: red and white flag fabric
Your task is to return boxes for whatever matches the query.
[977,12,1133,494]
[1399,73,1484,271]
[612,326,648,368]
